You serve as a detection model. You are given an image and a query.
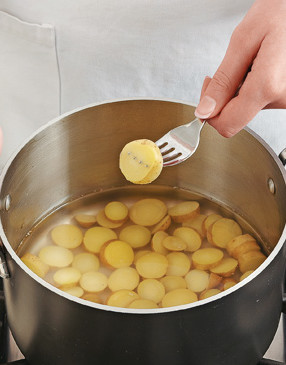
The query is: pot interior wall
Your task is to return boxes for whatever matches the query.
[1,100,285,253]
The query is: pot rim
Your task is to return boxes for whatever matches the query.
[1,97,286,314]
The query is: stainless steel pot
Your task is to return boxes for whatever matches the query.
[0,99,286,365]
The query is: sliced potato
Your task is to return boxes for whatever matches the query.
[21,253,49,278]
[207,272,223,289]
[203,214,222,237]
[128,299,158,309]
[134,250,151,264]
[161,288,198,307]
[208,218,242,248]
[160,275,187,293]
[39,246,74,268]
[173,227,202,252]
[72,252,100,273]
[97,209,124,229]
[210,258,238,277]
[61,286,84,298]
[137,279,165,304]
[182,214,207,237]
[82,293,102,304]
[192,248,224,270]
[168,201,200,223]
[75,214,97,228]
[83,226,117,253]
[108,267,139,291]
[222,278,237,290]
[162,236,187,251]
[80,271,108,292]
[151,215,171,235]
[199,288,221,300]
[166,252,191,277]
[104,201,128,223]
[151,231,169,255]
[227,234,260,259]
[51,224,83,249]
[119,224,151,248]
[185,269,209,293]
[239,270,254,282]
[100,240,134,269]
[129,198,167,226]
[135,252,168,279]
[106,290,139,308]
[119,139,163,184]
[238,250,267,273]
[53,267,81,287]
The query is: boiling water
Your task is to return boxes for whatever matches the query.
[17,186,267,307]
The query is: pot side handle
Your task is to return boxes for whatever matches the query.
[279,148,286,166]
[0,241,10,279]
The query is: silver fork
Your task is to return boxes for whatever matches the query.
[156,118,205,167]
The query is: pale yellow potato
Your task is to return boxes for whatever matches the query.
[83,226,117,253]
[192,248,224,270]
[108,267,139,291]
[226,234,260,259]
[209,218,242,248]
[222,278,237,290]
[134,250,151,264]
[182,214,207,237]
[207,272,223,289]
[137,279,165,304]
[210,258,238,277]
[53,267,81,287]
[151,215,171,235]
[75,214,97,228]
[162,288,198,307]
[185,269,210,293]
[239,270,254,282]
[203,214,222,237]
[162,236,187,251]
[106,290,139,307]
[119,139,163,184]
[80,271,108,292]
[82,293,102,304]
[39,245,74,268]
[199,288,221,300]
[160,276,187,293]
[104,201,128,223]
[51,224,83,249]
[151,231,169,255]
[238,251,267,273]
[72,252,100,273]
[21,253,49,278]
[128,299,158,309]
[119,225,151,248]
[100,240,134,269]
[168,201,200,223]
[97,209,124,229]
[136,252,168,279]
[61,286,84,298]
[129,198,167,226]
[173,227,202,252]
[166,252,191,277]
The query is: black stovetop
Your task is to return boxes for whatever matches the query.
[0,279,285,365]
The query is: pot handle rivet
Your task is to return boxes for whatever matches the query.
[0,194,11,211]
[279,148,286,166]
[267,178,276,194]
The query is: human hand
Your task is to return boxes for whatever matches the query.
[195,0,286,137]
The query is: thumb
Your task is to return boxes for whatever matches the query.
[195,26,262,119]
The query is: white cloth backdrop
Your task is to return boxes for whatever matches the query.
[0,0,285,167]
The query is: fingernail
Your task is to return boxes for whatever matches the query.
[195,96,216,119]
